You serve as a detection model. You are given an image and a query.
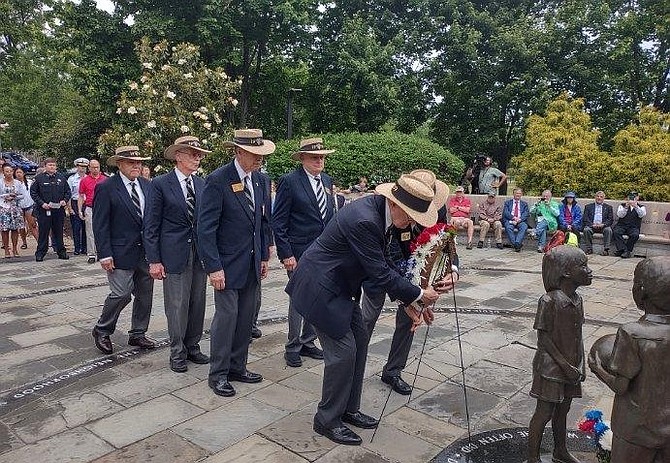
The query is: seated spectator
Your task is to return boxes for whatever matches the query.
[558,191,583,235]
[582,191,614,255]
[502,187,530,252]
[350,176,368,193]
[477,192,503,249]
[478,156,507,195]
[613,191,646,259]
[448,185,475,249]
[530,190,560,253]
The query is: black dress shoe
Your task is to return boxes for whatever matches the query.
[313,422,362,445]
[187,351,210,364]
[381,375,412,395]
[87,256,96,264]
[251,327,262,338]
[209,378,235,397]
[496,242,504,249]
[35,256,44,262]
[613,249,624,257]
[57,253,69,260]
[300,345,324,360]
[128,336,156,349]
[92,328,113,355]
[342,411,379,429]
[228,370,263,383]
[621,251,631,258]
[170,358,188,373]
[73,251,80,256]
[285,351,302,367]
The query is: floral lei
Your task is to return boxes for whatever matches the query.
[402,222,458,286]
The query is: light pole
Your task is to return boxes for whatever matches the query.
[286,88,302,140]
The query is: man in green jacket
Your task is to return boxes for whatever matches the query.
[530,190,560,253]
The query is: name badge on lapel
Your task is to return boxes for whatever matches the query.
[325,187,332,195]
[231,182,244,193]
[400,232,411,241]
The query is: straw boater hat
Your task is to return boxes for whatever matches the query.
[164,136,212,160]
[107,146,151,167]
[410,169,449,208]
[222,129,275,156]
[292,137,335,160]
[375,174,438,227]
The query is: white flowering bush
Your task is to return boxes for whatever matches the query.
[99,37,240,172]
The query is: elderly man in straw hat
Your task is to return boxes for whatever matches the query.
[197,128,274,398]
[91,146,156,354]
[143,136,211,373]
[271,137,337,368]
[361,169,460,396]
[285,174,443,445]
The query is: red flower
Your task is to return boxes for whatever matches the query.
[578,419,596,433]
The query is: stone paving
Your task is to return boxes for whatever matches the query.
[0,245,643,462]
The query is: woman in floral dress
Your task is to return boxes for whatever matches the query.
[1,164,26,257]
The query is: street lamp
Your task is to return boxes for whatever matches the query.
[286,88,302,140]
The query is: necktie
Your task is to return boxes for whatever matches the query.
[513,200,519,218]
[185,177,195,223]
[243,175,255,212]
[130,182,142,217]
[314,176,327,220]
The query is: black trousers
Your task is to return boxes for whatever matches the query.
[36,209,66,257]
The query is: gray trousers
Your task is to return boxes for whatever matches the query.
[83,208,97,258]
[582,226,612,250]
[163,246,207,361]
[314,306,368,429]
[96,260,154,338]
[361,289,415,378]
[285,269,317,353]
[209,266,259,382]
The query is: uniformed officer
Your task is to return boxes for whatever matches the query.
[68,157,89,255]
[30,157,71,261]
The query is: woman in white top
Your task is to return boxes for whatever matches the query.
[14,167,37,249]
[1,165,27,257]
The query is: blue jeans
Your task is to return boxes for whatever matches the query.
[535,220,550,248]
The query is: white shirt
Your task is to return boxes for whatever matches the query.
[593,203,603,224]
[303,167,324,198]
[234,158,254,204]
[174,168,192,200]
[67,172,86,200]
[617,203,646,219]
[119,172,145,214]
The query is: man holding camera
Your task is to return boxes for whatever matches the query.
[612,191,646,258]
[478,157,507,195]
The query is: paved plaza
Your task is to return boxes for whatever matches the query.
[0,246,643,462]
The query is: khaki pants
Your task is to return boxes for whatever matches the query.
[479,220,502,242]
[84,208,97,258]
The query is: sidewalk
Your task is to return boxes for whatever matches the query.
[0,247,641,462]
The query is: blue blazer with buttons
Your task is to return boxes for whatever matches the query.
[143,169,205,274]
[271,167,335,261]
[502,198,530,227]
[196,161,270,289]
[93,174,152,270]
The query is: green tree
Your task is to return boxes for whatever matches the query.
[98,38,239,169]
[607,106,670,201]
[511,93,608,196]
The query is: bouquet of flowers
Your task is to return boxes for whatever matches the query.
[578,409,612,463]
[403,222,458,287]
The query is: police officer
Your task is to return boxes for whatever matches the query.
[30,157,71,261]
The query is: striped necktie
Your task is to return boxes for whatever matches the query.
[185,176,195,223]
[130,182,142,217]
[243,175,255,212]
[315,176,327,220]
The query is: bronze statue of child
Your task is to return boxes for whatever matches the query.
[527,245,593,463]
[589,256,670,463]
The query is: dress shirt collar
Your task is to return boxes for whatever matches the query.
[174,167,190,184]
[119,172,138,188]
[303,167,321,182]
[384,201,393,231]
[234,158,252,182]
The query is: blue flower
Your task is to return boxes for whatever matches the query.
[585,410,603,421]
[594,421,609,437]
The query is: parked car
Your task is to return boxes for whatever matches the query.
[1,151,39,175]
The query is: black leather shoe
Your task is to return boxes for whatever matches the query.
[35,256,44,262]
[73,251,80,256]
[300,345,324,360]
[187,351,210,364]
[496,242,504,249]
[57,253,69,260]
[92,328,113,355]
[209,378,235,397]
[381,375,412,395]
[170,358,188,373]
[228,370,263,383]
[87,256,96,264]
[251,327,262,338]
[313,422,362,445]
[621,251,631,258]
[128,336,156,349]
[613,249,624,257]
[285,351,302,367]
[476,241,484,248]
[342,411,379,429]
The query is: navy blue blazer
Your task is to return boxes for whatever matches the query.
[582,202,614,229]
[272,167,335,261]
[143,170,205,274]
[93,174,152,270]
[285,195,421,339]
[196,161,270,289]
[502,198,530,227]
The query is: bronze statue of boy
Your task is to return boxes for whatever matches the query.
[589,256,670,463]
[527,245,592,463]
